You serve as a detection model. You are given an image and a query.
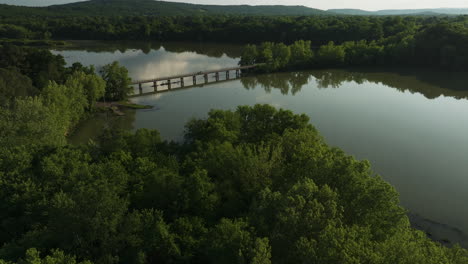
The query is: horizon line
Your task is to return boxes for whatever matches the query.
[1,0,468,12]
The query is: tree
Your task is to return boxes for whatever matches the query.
[41,81,87,132]
[119,209,181,263]
[343,40,384,66]
[100,61,132,101]
[23,48,66,89]
[204,219,270,264]
[316,41,346,66]
[257,42,274,64]
[0,68,37,105]
[0,46,66,89]
[68,63,96,75]
[0,248,92,264]
[271,43,291,70]
[239,44,257,66]
[0,97,65,148]
[0,24,31,39]
[65,71,105,110]
[289,40,314,67]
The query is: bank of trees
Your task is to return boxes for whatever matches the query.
[100,62,132,101]
[1,15,466,45]
[240,25,468,70]
[0,104,468,264]
[1,14,467,69]
[0,46,133,147]
[0,15,402,42]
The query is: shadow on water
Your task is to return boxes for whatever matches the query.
[241,68,468,99]
[58,40,243,58]
[68,109,137,145]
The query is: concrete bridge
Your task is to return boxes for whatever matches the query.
[130,65,258,96]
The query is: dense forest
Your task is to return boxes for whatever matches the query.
[1,8,468,69]
[1,13,467,44]
[1,44,468,264]
[2,1,468,262]
[237,20,468,70]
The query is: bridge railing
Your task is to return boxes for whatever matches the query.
[131,64,258,85]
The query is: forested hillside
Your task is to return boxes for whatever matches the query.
[0,0,326,17]
[328,8,468,15]
[2,0,468,17]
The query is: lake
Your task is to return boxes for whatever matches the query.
[53,41,468,247]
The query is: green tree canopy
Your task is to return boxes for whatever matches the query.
[100,61,132,101]
[0,68,37,105]
[1,104,468,264]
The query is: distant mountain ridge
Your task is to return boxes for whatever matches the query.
[0,0,327,17]
[328,8,468,16]
[0,0,467,17]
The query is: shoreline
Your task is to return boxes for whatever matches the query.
[96,101,153,116]
[410,213,468,248]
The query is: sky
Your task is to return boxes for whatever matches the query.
[1,0,468,11]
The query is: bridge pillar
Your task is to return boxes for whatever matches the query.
[204,74,208,83]
[180,77,184,87]
[138,83,143,94]
[193,75,197,85]
[168,79,171,90]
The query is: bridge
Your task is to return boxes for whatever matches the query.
[130,64,258,96]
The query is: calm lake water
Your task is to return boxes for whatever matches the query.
[53,41,468,246]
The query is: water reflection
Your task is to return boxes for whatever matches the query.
[53,42,240,83]
[241,71,311,95]
[68,109,136,145]
[55,40,243,58]
[241,69,468,100]
[54,41,468,100]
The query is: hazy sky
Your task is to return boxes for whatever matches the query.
[1,0,468,11]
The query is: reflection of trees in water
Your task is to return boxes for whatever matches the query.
[69,109,136,144]
[309,68,468,100]
[163,42,243,58]
[242,68,468,100]
[62,40,242,58]
[310,70,363,89]
[106,109,136,131]
[241,72,311,95]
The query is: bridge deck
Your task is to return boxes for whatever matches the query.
[131,64,257,85]
[129,77,239,98]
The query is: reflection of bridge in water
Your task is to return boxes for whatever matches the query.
[130,65,257,97]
